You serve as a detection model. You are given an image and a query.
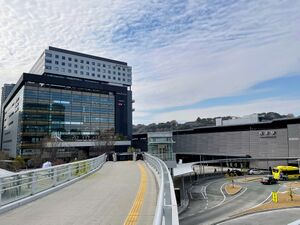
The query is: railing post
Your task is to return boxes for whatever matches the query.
[68,164,72,181]
[31,172,37,195]
[0,178,2,206]
[53,168,57,187]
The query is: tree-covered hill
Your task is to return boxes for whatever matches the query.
[133,112,294,134]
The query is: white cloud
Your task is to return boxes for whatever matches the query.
[0,1,300,124]
[151,98,300,123]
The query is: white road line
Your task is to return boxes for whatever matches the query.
[248,192,272,210]
[208,182,227,210]
[211,183,248,210]
[225,186,248,204]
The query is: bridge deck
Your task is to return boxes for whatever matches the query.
[0,161,158,225]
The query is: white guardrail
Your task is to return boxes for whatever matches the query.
[0,154,106,210]
[144,153,179,225]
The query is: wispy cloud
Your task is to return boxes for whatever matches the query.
[150,98,300,124]
[0,0,300,124]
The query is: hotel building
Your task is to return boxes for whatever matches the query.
[1,47,133,158]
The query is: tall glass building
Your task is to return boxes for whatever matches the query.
[1,47,132,158]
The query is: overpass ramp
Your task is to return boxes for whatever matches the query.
[0,161,157,225]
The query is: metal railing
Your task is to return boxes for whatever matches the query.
[144,153,179,225]
[0,154,106,207]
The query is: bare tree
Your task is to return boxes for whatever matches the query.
[93,129,116,156]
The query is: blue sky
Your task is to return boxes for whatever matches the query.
[0,0,300,124]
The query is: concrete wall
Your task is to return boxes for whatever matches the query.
[174,131,250,157]
[173,125,300,168]
[288,124,300,157]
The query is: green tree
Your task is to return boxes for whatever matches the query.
[12,155,26,171]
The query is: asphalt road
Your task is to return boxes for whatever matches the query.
[180,176,279,225]
[219,208,300,225]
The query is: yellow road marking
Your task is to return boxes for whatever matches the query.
[123,162,147,225]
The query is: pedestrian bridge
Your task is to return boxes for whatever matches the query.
[0,154,179,225]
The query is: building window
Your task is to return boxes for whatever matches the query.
[103,75,106,78]
[45,53,52,57]
[55,61,59,65]
[118,78,121,81]
[118,72,120,75]
[74,64,78,68]
[80,59,84,63]
[108,65,111,69]
[92,67,95,71]
[123,78,125,81]
[118,67,120,70]
[62,62,65,66]
[103,69,106,73]
[97,63,101,67]
[62,56,65,60]
[108,76,111,79]
[97,68,100,72]
[80,71,84,75]
[74,70,78,74]
[55,55,59,59]
[97,74,100,77]
[54,67,59,71]
[103,64,106,67]
[123,73,125,76]
[92,62,95,65]
[108,70,111,74]
[46,59,52,64]
[68,57,72,61]
[86,66,89,70]
[123,68,125,71]
[113,71,116,75]
[86,72,89,75]
[113,77,116,80]
[127,79,131,82]
[74,58,78,62]
[68,63,72,67]
[68,69,72,73]
[92,73,95,76]
[45,65,52,69]
[80,65,84,69]
[61,68,65,72]
[86,61,89,64]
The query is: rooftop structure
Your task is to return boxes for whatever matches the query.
[216,113,260,126]
[30,46,132,87]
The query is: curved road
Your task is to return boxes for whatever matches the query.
[180,176,279,225]
[219,208,300,225]
[0,161,158,225]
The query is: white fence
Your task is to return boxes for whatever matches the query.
[144,153,179,225]
[0,154,106,208]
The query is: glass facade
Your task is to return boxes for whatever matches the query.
[20,84,115,152]
[147,132,175,161]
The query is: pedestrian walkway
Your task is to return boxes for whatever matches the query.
[0,161,158,225]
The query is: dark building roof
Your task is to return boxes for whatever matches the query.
[49,46,128,66]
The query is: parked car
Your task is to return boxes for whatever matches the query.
[261,175,277,185]
[248,169,263,175]
[228,169,243,176]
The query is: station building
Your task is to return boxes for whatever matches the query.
[132,118,300,168]
[1,47,133,158]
